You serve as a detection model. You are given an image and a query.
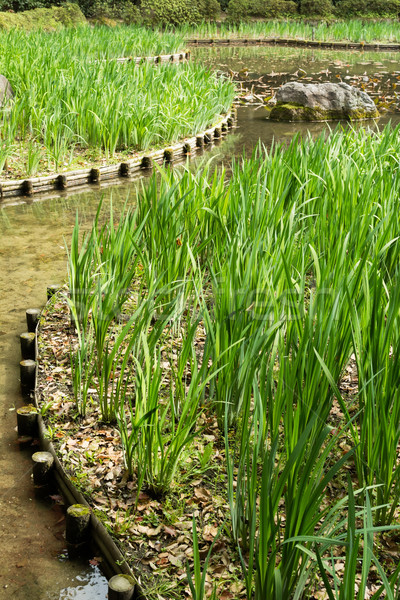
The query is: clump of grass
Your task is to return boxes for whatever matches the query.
[60,123,400,598]
[0,27,234,178]
[180,19,400,43]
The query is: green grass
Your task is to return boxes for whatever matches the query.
[0,3,86,31]
[54,123,400,597]
[0,24,186,61]
[180,19,400,43]
[0,27,234,178]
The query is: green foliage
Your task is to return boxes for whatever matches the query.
[118,4,141,24]
[77,0,141,21]
[0,27,234,174]
[264,0,297,17]
[62,124,400,594]
[0,3,86,30]
[335,0,400,16]
[0,0,62,10]
[141,0,200,25]
[364,0,400,15]
[300,0,333,16]
[228,0,298,20]
[227,0,249,22]
[334,0,366,16]
[198,0,221,20]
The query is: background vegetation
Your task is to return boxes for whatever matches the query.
[1,0,399,26]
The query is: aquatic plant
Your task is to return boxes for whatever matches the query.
[180,18,400,43]
[63,124,400,596]
[0,27,234,176]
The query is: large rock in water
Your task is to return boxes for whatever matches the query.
[0,75,13,106]
[269,81,379,121]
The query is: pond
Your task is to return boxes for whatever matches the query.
[1,44,400,598]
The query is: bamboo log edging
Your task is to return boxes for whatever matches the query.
[187,37,400,51]
[17,295,145,597]
[0,108,235,201]
[110,50,191,64]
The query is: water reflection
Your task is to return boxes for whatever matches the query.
[233,107,400,155]
[193,44,400,79]
[56,566,109,599]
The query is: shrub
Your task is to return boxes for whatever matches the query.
[228,0,297,19]
[227,0,249,22]
[218,0,230,10]
[335,0,400,15]
[264,0,297,17]
[0,4,86,30]
[0,0,63,9]
[334,0,366,16]
[366,0,400,15]
[118,4,141,23]
[141,0,200,24]
[300,0,333,16]
[198,0,221,20]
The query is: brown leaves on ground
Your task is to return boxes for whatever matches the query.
[36,290,244,599]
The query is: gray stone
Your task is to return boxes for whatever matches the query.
[269,81,379,122]
[0,75,13,106]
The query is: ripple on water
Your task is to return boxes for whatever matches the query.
[56,566,109,599]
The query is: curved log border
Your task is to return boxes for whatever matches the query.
[0,109,235,201]
[108,50,190,64]
[187,37,400,51]
[21,297,145,596]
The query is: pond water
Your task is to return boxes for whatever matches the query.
[1,44,400,598]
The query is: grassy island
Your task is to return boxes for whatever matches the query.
[37,125,400,599]
[0,26,234,180]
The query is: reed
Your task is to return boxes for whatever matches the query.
[180,19,400,43]
[186,516,220,600]
[0,28,234,176]
[69,326,95,418]
[63,123,400,596]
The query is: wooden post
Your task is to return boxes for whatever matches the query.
[163,148,173,162]
[120,163,130,177]
[22,180,34,196]
[66,504,91,544]
[47,284,60,300]
[17,405,39,437]
[90,168,100,183]
[57,174,68,190]
[26,308,41,332]
[108,575,136,600]
[141,157,153,169]
[20,359,36,392]
[20,332,36,360]
[32,451,54,485]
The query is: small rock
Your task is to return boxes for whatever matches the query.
[0,75,13,106]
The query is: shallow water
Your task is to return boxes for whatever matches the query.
[193,44,400,81]
[0,190,135,599]
[1,44,400,597]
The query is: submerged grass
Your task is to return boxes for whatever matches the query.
[40,123,400,598]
